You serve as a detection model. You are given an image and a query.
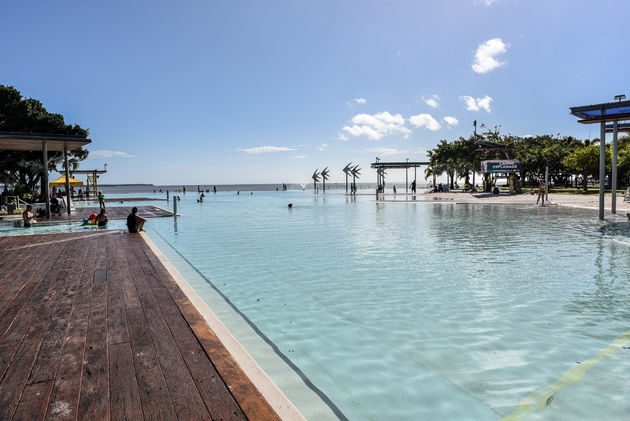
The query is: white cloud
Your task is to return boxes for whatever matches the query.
[409,113,441,131]
[292,155,307,159]
[90,150,134,158]
[318,143,328,151]
[423,94,440,108]
[337,132,349,141]
[343,111,412,140]
[484,0,498,5]
[472,38,507,74]
[242,146,296,154]
[460,95,493,112]
[366,147,401,156]
[443,116,459,126]
[346,97,367,107]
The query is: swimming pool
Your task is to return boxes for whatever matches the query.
[6,191,630,419]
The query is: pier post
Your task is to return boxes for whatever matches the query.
[42,141,50,219]
[599,113,606,220]
[173,196,177,215]
[612,121,618,214]
[64,148,71,214]
[545,166,549,202]
[167,190,169,201]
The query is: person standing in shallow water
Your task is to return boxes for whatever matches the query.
[536,181,546,206]
[97,190,106,210]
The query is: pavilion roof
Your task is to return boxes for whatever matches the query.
[0,132,91,151]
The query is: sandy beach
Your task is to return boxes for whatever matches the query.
[418,191,630,214]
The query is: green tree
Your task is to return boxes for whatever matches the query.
[562,144,610,192]
[0,85,89,199]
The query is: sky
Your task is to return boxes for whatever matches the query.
[1,0,629,185]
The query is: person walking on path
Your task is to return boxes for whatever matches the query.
[97,190,106,210]
[536,182,546,206]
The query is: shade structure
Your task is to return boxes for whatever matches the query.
[0,132,91,218]
[0,132,91,151]
[50,174,83,186]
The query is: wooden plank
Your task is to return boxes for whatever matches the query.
[123,238,211,420]
[114,238,177,420]
[77,236,110,421]
[131,241,247,420]
[106,235,129,346]
[0,239,63,316]
[0,238,80,420]
[138,240,281,421]
[0,241,72,382]
[27,238,90,384]
[45,237,99,421]
[108,342,143,421]
[12,380,53,421]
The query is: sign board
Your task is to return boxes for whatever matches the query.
[480,159,522,174]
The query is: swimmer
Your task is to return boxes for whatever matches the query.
[288,203,293,208]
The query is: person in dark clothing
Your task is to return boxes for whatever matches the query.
[127,207,146,233]
[97,208,108,227]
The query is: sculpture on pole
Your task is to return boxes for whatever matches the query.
[320,167,330,193]
[312,169,321,193]
[350,165,361,194]
[343,163,352,194]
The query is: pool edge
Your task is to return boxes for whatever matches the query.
[140,232,307,421]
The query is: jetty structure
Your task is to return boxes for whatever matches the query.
[370,159,429,199]
[570,94,630,219]
[70,165,107,198]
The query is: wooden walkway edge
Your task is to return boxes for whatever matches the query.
[0,231,287,421]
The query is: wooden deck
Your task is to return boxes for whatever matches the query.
[50,206,173,222]
[0,231,281,420]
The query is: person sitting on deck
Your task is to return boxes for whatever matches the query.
[22,205,36,228]
[97,208,108,227]
[126,207,146,233]
[50,196,61,215]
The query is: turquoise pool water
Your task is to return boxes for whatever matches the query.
[5,191,630,419]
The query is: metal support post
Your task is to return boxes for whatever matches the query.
[42,142,50,219]
[64,148,71,214]
[173,196,178,215]
[599,118,606,220]
[167,190,169,201]
[545,166,549,202]
[612,121,619,214]
[405,158,409,193]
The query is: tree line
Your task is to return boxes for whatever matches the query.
[425,125,630,192]
[0,85,89,200]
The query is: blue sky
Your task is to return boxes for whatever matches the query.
[1,0,628,184]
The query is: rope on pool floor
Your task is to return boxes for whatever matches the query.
[501,329,630,421]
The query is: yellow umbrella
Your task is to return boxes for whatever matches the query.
[49,174,83,186]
